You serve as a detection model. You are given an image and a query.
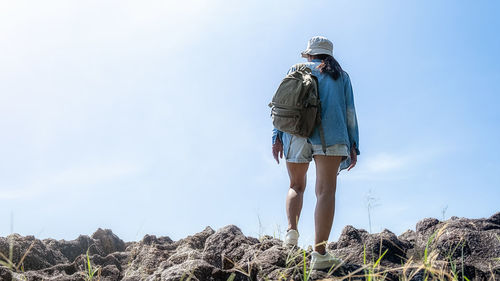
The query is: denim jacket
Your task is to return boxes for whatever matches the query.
[272,59,360,172]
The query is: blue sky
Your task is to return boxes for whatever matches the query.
[1,1,499,248]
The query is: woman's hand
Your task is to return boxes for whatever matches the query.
[347,145,357,171]
[272,138,284,164]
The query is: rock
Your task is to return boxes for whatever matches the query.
[44,235,95,261]
[0,234,67,270]
[178,226,215,250]
[0,214,499,280]
[336,225,367,248]
[489,212,500,225]
[201,224,258,269]
[100,264,121,281]
[409,214,500,280]
[398,229,416,244]
[91,228,126,256]
[160,259,216,281]
[364,228,410,265]
[415,217,440,234]
[0,266,12,281]
[139,234,170,246]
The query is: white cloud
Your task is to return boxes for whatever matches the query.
[363,152,414,173]
[344,144,454,181]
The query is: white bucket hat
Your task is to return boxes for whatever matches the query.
[301,36,334,58]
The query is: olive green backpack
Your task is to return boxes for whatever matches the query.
[269,63,326,153]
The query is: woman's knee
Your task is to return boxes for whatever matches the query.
[287,162,308,194]
[315,181,337,197]
[289,180,306,194]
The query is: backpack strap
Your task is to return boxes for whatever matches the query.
[316,102,327,154]
[292,63,312,73]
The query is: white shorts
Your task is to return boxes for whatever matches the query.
[284,134,349,163]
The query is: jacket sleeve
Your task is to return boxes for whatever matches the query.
[344,73,360,155]
[272,128,283,145]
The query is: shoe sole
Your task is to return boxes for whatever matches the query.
[282,242,298,248]
[311,259,341,270]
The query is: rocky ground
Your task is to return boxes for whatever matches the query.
[0,212,499,281]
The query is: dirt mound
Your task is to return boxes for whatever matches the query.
[1,213,499,280]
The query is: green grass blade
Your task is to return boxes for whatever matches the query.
[302,249,310,281]
[226,272,236,281]
[363,244,367,265]
[424,230,438,265]
[86,248,92,279]
[373,249,388,268]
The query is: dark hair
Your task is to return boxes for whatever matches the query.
[312,54,343,80]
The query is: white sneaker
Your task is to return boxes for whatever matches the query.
[310,251,342,270]
[282,229,299,247]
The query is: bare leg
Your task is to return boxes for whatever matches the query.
[313,155,342,254]
[286,162,309,232]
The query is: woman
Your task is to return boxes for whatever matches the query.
[271,36,360,270]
